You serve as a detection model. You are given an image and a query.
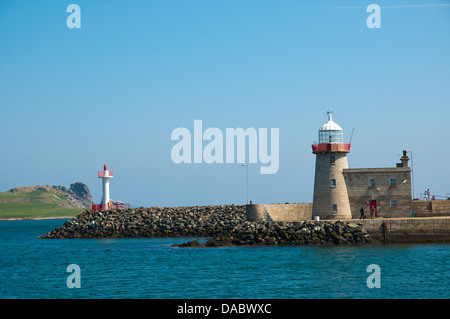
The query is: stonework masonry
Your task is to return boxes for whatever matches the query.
[343,167,412,218]
[312,152,352,219]
[361,217,450,243]
[246,200,450,222]
[246,203,312,222]
[412,200,450,217]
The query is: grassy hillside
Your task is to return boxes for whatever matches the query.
[0,188,85,219]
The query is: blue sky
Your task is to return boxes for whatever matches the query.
[1,0,449,207]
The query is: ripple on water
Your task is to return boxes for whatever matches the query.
[0,220,448,299]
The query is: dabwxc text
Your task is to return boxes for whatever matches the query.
[177,302,271,316]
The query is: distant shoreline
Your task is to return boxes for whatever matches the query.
[0,216,75,221]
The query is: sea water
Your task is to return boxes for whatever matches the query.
[0,219,448,299]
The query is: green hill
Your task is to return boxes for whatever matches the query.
[0,184,94,220]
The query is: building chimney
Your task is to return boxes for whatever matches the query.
[400,150,409,167]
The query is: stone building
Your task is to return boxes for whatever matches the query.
[343,151,412,219]
[311,111,412,219]
[245,111,450,222]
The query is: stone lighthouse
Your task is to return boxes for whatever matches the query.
[312,111,352,220]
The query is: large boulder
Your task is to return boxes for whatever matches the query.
[68,182,95,208]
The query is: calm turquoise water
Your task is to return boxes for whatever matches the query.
[0,219,448,299]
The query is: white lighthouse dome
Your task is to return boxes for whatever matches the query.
[319,111,343,131]
[318,110,344,143]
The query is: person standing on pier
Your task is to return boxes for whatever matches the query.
[371,206,376,219]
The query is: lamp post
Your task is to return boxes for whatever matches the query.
[241,164,248,204]
[406,150,415,200]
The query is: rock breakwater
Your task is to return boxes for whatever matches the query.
[175,220,374,247]
[39,205,375,246]
[39,205,246,239]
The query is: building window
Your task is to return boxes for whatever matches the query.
[369,178,376,187]
[332,204,338,212]
[390,200,398,208]
[390,178,397,187]
[330,156,335,164]
[331,179,336,187]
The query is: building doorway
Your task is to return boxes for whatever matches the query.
[370,200,377,217]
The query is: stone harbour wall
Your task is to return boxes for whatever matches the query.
[245,203,312,222]
[412,200,450,217]
[360,217,450,244]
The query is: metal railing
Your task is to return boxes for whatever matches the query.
[312,143,351,153]
[92,203,130,210]
[419,193,449,200]
[98,171,113,178]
